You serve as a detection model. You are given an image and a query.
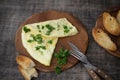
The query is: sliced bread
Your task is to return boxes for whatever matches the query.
[16,55,38,80]
[16,55,35,69]
[103,12,120,36]
[92,28,117,51]
[18,66,38,80]
[117,10,120,23]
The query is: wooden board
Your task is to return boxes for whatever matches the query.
[92,6,120,57]
[15,10,88,72]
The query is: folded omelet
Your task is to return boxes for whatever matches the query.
[21,18,78,66]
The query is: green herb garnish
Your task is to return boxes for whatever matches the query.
[57,57,67,65]
[54,48,70,74]
[48,40,53,44]
[27,40,34,43]
[35,46,46,50]
[45,24,55,35]
[55,66,61,74]
[30,34,43,44]
[37,25,40,29]
[35,46,40,50]
[34,34,43,44]
[63,25,70,33]
[42,26,44,29]
[36,25,42,32]
[40,46,46,50]
[57,24,60,28]
[23,26,31,33]
[54,48,70,57]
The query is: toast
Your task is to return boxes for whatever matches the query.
[103,12,120,36]
[16,55,35,69]
[18,66,38,80]
[16,55,38,80]
[92,28,117,51]
[117,10,120,23]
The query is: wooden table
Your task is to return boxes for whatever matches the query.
[0,0,120,80]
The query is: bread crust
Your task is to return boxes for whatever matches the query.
[18,66,38,80]
[117,10,120,23]
[18,66,30,80]
[16,55,35,69]
[16,55,38,80]
[103,12,120,36]
[92,28,117,51]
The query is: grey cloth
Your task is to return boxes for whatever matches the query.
[0,0,120,80]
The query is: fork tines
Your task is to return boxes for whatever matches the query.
[69,50,81,60]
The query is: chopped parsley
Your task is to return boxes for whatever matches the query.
[35,46,46,55]
[48,40,53,44]
[63,25,70,33]
[54,48,70,74]
[28,34,43,44]
[37,25,40,29]
[35,46,46,50]
[55,66,61,74]
[42,26,44,29]
[36,25,42,32]
[33,34,43,44]
[45,24,55,35]
[23,26,31,33]
[57,24,60,27]
[27,40,34,43]
[54,48,70,65]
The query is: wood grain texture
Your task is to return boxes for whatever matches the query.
[15,10,88,72]
[92,6,120,57]
[1,0,120,80]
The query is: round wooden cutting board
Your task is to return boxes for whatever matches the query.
[15,10,88,72]
[92,6,120,57]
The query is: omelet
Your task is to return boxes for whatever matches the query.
[21,18,78,66]
[24,18,78,37]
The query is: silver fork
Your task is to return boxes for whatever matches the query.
[68,42,112,80]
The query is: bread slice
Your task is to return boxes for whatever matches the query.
[117,10,120,23]
[92,28,117,51]
[16,55,35,69]
[16,55,38,80]
[18,66,38,80]
[103,12,120,36]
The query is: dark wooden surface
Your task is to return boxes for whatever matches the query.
[0,0,120,80]
[15,10,88,72]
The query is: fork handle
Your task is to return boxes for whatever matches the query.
[87,68,100,80]
[95,68,112,80]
